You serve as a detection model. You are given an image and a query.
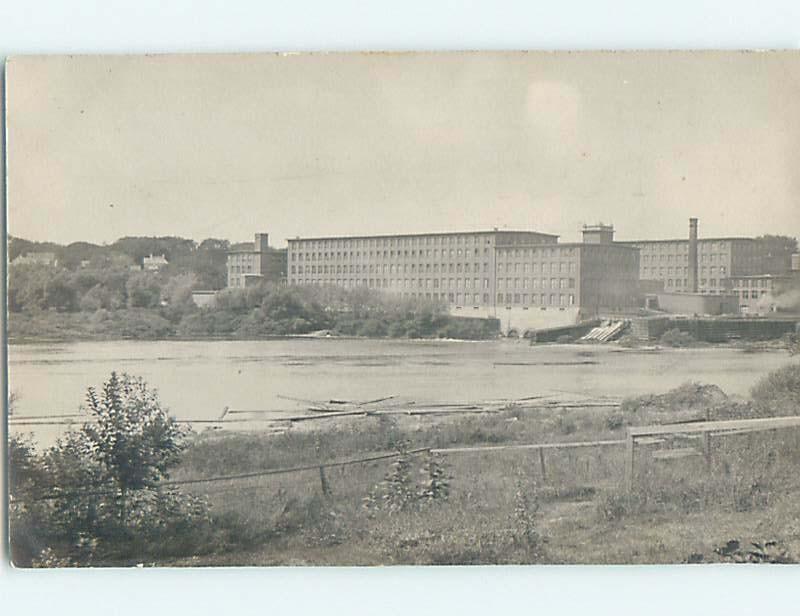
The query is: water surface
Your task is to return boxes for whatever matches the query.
[8,338,794,444]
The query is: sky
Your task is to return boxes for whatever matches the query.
[6,51,800,248]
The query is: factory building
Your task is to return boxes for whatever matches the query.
[618,220,783,295]
[286,227,639,331]
[226,233,287,288]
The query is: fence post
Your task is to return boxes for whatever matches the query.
[624,428,635,493]
[703,408,713,469]
[538,447,547,482]
[319,465,332,498]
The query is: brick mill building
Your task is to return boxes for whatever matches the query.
[226,233,287,289]
[286,227,640,331]
[618,220,785,295]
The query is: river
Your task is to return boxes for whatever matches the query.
[8,338,796,445]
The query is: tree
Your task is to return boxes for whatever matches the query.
[82,372,187,523]
[754,235,799,274]
[43,275,78,311]
[125,272,162,308]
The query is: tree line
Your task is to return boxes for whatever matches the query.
[8,235,499,341]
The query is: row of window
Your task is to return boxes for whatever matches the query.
[229,265,256,274]
[291,262,490,275]
[290,245,585,261]
[739,290,769,299]
[662,278,723,287]
[733,279,773,288]
[643,266,728,277]
[291,247,492,261]
[642,253,729,263]
[499,278,576,290]
[291,234,494,251]
[635,241,731,253]
[228,254,256,263]
[288,276,577,290]
[288,261,582,276]
[499,262,576,274]
[288,279,577,307]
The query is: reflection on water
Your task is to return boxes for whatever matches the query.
[8,338,795,445]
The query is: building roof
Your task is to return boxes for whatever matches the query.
[616,237,754,245]
[227,244,287,254]
[286,229,560,243]
[496,241,639,251]
[227,243,256,253]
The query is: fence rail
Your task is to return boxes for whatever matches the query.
[15,414,800,502]
[624,414,800,492]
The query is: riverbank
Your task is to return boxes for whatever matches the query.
[10,352,800,566]
[6,308,501,344]
[157,368,800,565]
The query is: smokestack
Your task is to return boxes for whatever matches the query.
[688,218,699,293]
[254,233,269,253]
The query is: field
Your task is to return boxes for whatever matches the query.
[159,371,800,566]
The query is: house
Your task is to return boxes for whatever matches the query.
[143,254,169,271]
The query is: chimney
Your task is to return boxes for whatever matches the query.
[688,218,699,293]
[254,233,269,253]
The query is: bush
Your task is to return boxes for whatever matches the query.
[659,328,697,348]
[605,412,625,431]
[558,415,577,435]
[9,373,205,566]
[750,363,800,414]
[597,490,639,522]
[617,334,640,348]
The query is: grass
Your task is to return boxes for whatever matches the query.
[155,367,800,565]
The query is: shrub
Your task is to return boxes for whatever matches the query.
[750,363,800,413]
[605,412,625,431]
[659,328,697,348]
[9,373,205,566]
[512,473,543,561]
[597,490,639,522]
[417,453,450,502]
[617,334,640,348]
[364,446,416,514]
[782,332,800,355]
[558,415,578,435]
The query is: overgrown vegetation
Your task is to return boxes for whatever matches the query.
[659,327,701,348]
[10,362,800,565]
[8,256,498,342]
[9,374,215,566]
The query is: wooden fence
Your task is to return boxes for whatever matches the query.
[624,415,800,492]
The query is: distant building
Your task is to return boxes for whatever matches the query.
[618,220,790,296]
[143,254,169,271]
[730,274,798,315]
[287,227,639,332]
[226,233,287,288]
[654,292,740,316]
[191,290,218,308]
[12,252,58,267]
